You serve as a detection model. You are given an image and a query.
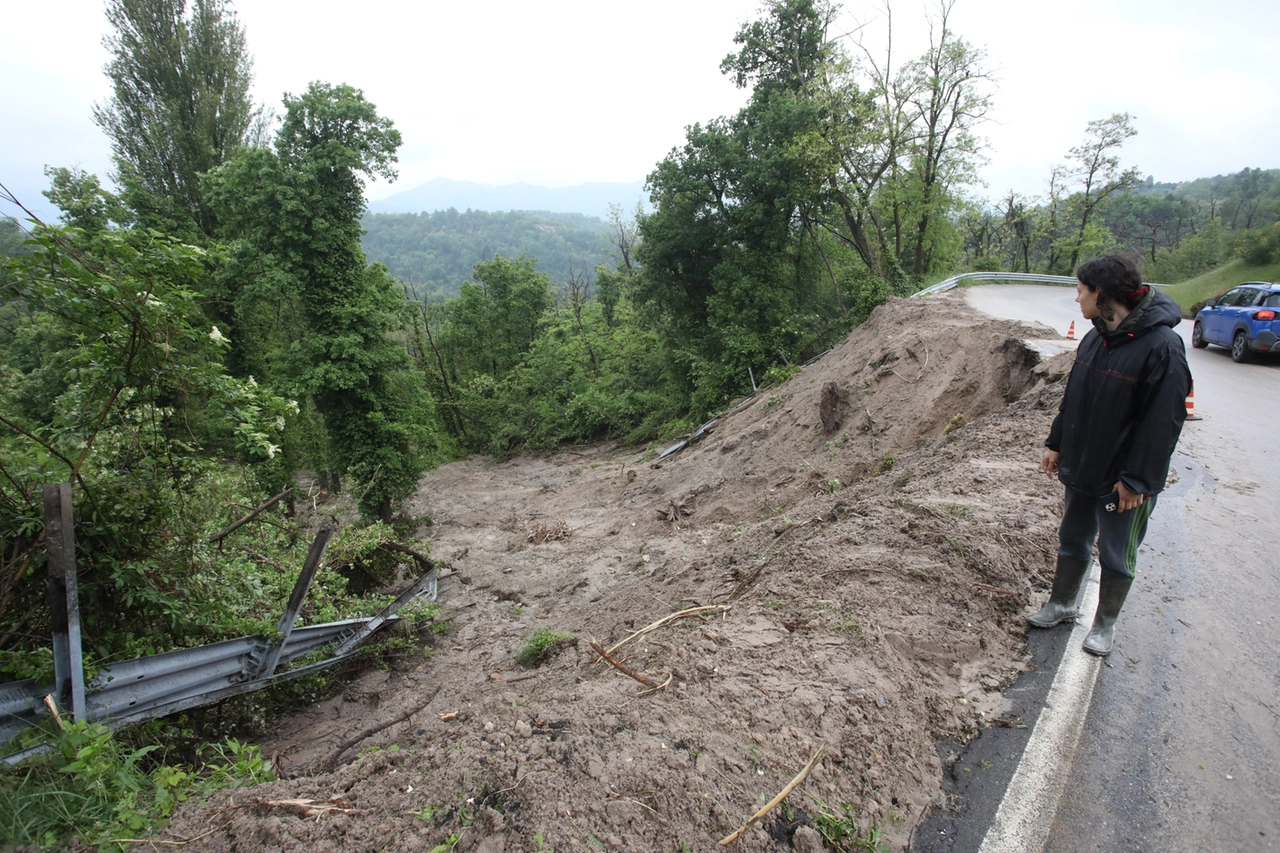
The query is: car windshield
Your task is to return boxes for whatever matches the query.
[1264,293,1280,309]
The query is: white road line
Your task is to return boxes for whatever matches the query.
[978,563,1103,853]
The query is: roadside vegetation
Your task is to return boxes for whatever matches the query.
[1166,256,1280,312]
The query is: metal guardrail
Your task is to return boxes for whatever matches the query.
[911,271,1170,298]
[2,485,442,764]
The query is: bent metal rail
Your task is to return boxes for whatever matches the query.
[1,484,442,764]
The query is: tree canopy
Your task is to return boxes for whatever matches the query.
[93,0,267,237]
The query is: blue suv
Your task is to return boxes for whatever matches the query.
[1192,281,1280,362]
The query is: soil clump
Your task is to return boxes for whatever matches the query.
[165,292,1076,852]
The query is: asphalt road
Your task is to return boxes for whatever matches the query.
[912,285,1280,853]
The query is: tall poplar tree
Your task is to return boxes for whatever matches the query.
[93,0,266,237]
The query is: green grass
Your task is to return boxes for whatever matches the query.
[0,723,273,850]
[1164,258,1280,312]
[514,628,576,668]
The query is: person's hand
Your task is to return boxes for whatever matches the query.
[1115,480,1146,512]
[1041,449,1059,479]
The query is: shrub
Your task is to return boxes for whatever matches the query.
[1235,224,1280,266]
[514,628,576,668]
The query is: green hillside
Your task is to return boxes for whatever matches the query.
[1166,258,1280,311]
[360,209,611,299]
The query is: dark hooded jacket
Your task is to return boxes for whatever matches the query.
[1046,288,1192,497]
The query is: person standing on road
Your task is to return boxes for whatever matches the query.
[1030,254,1192,656]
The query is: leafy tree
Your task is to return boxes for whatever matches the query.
[719,0,833,97]
[0,225,292,657]
[1105,192,1196,265]
[1063,113,1140,271]
[41,167,131,235]
[207,82,444,520]
[448,255,555,378]
[1219,167,1278,231]
[1148,219,1226,282]
[894,2,992,274]
[93,0,267,237]
[1000,191,1034,272]
[1235,222,1280,265]
[637,90,835,411]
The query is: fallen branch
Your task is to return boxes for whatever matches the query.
[820,566,888,577]
[112,821,235,847]
[775,521,809,540]
[208,488,291,543]
[719,743,827,846]
[377,541,435,570]
[973,582,1021,597]
[605,605,731,656]
[503,672,540,684]
[606,789,659,813]
[892,340,929,384]
[589,639,660,689]
[635,674,674,697]
[323,685,441,771]
[258,798,357,817]
[726,564,766,601]
[240,547,290,574]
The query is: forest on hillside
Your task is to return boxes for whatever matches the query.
[954,166,1280,283]
[2,0,1280,842]
[359,208,611,300]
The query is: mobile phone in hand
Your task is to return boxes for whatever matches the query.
[1103,492,1120,512]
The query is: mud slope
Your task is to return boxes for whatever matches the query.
[166,292,1076,853]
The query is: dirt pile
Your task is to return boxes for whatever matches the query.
[166,292,1077,852]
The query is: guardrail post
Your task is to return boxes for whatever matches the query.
[255,518,338,679]
[43,483,86,721]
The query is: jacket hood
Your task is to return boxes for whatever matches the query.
[1096,288,1184,339]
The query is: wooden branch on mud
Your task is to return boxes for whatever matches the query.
[605,605,731,656]
[322,685,441,772]
[589,639,661,689]
[719,743,827,846]
[503,672,541,684]
[726,564,766,601]
[775,521,809,540]
[208,488,291,543]
[257,798,358,817]
[973,582,1021,597]
[892,340,929,384]
[635,674,674,697]
[820,566,888,577]
[112,821,236,847]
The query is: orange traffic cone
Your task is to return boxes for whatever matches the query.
[1066,321,1076,340]
[1185,388,1202,421]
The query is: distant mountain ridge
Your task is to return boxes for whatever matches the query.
[368,178,646,220]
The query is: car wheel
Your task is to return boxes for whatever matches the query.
[1232,331,1251,363]
[1192,320,1208,348]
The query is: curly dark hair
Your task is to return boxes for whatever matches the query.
[1076,254,1148,322]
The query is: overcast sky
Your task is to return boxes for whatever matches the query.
[3,0,1278,222]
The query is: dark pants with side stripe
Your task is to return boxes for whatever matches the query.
[1058,486,1157,580]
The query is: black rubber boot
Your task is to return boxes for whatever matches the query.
[1083,574,1134,656]
[1027,556,1089,628]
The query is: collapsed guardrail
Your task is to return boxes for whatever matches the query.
[1,484,440,764]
